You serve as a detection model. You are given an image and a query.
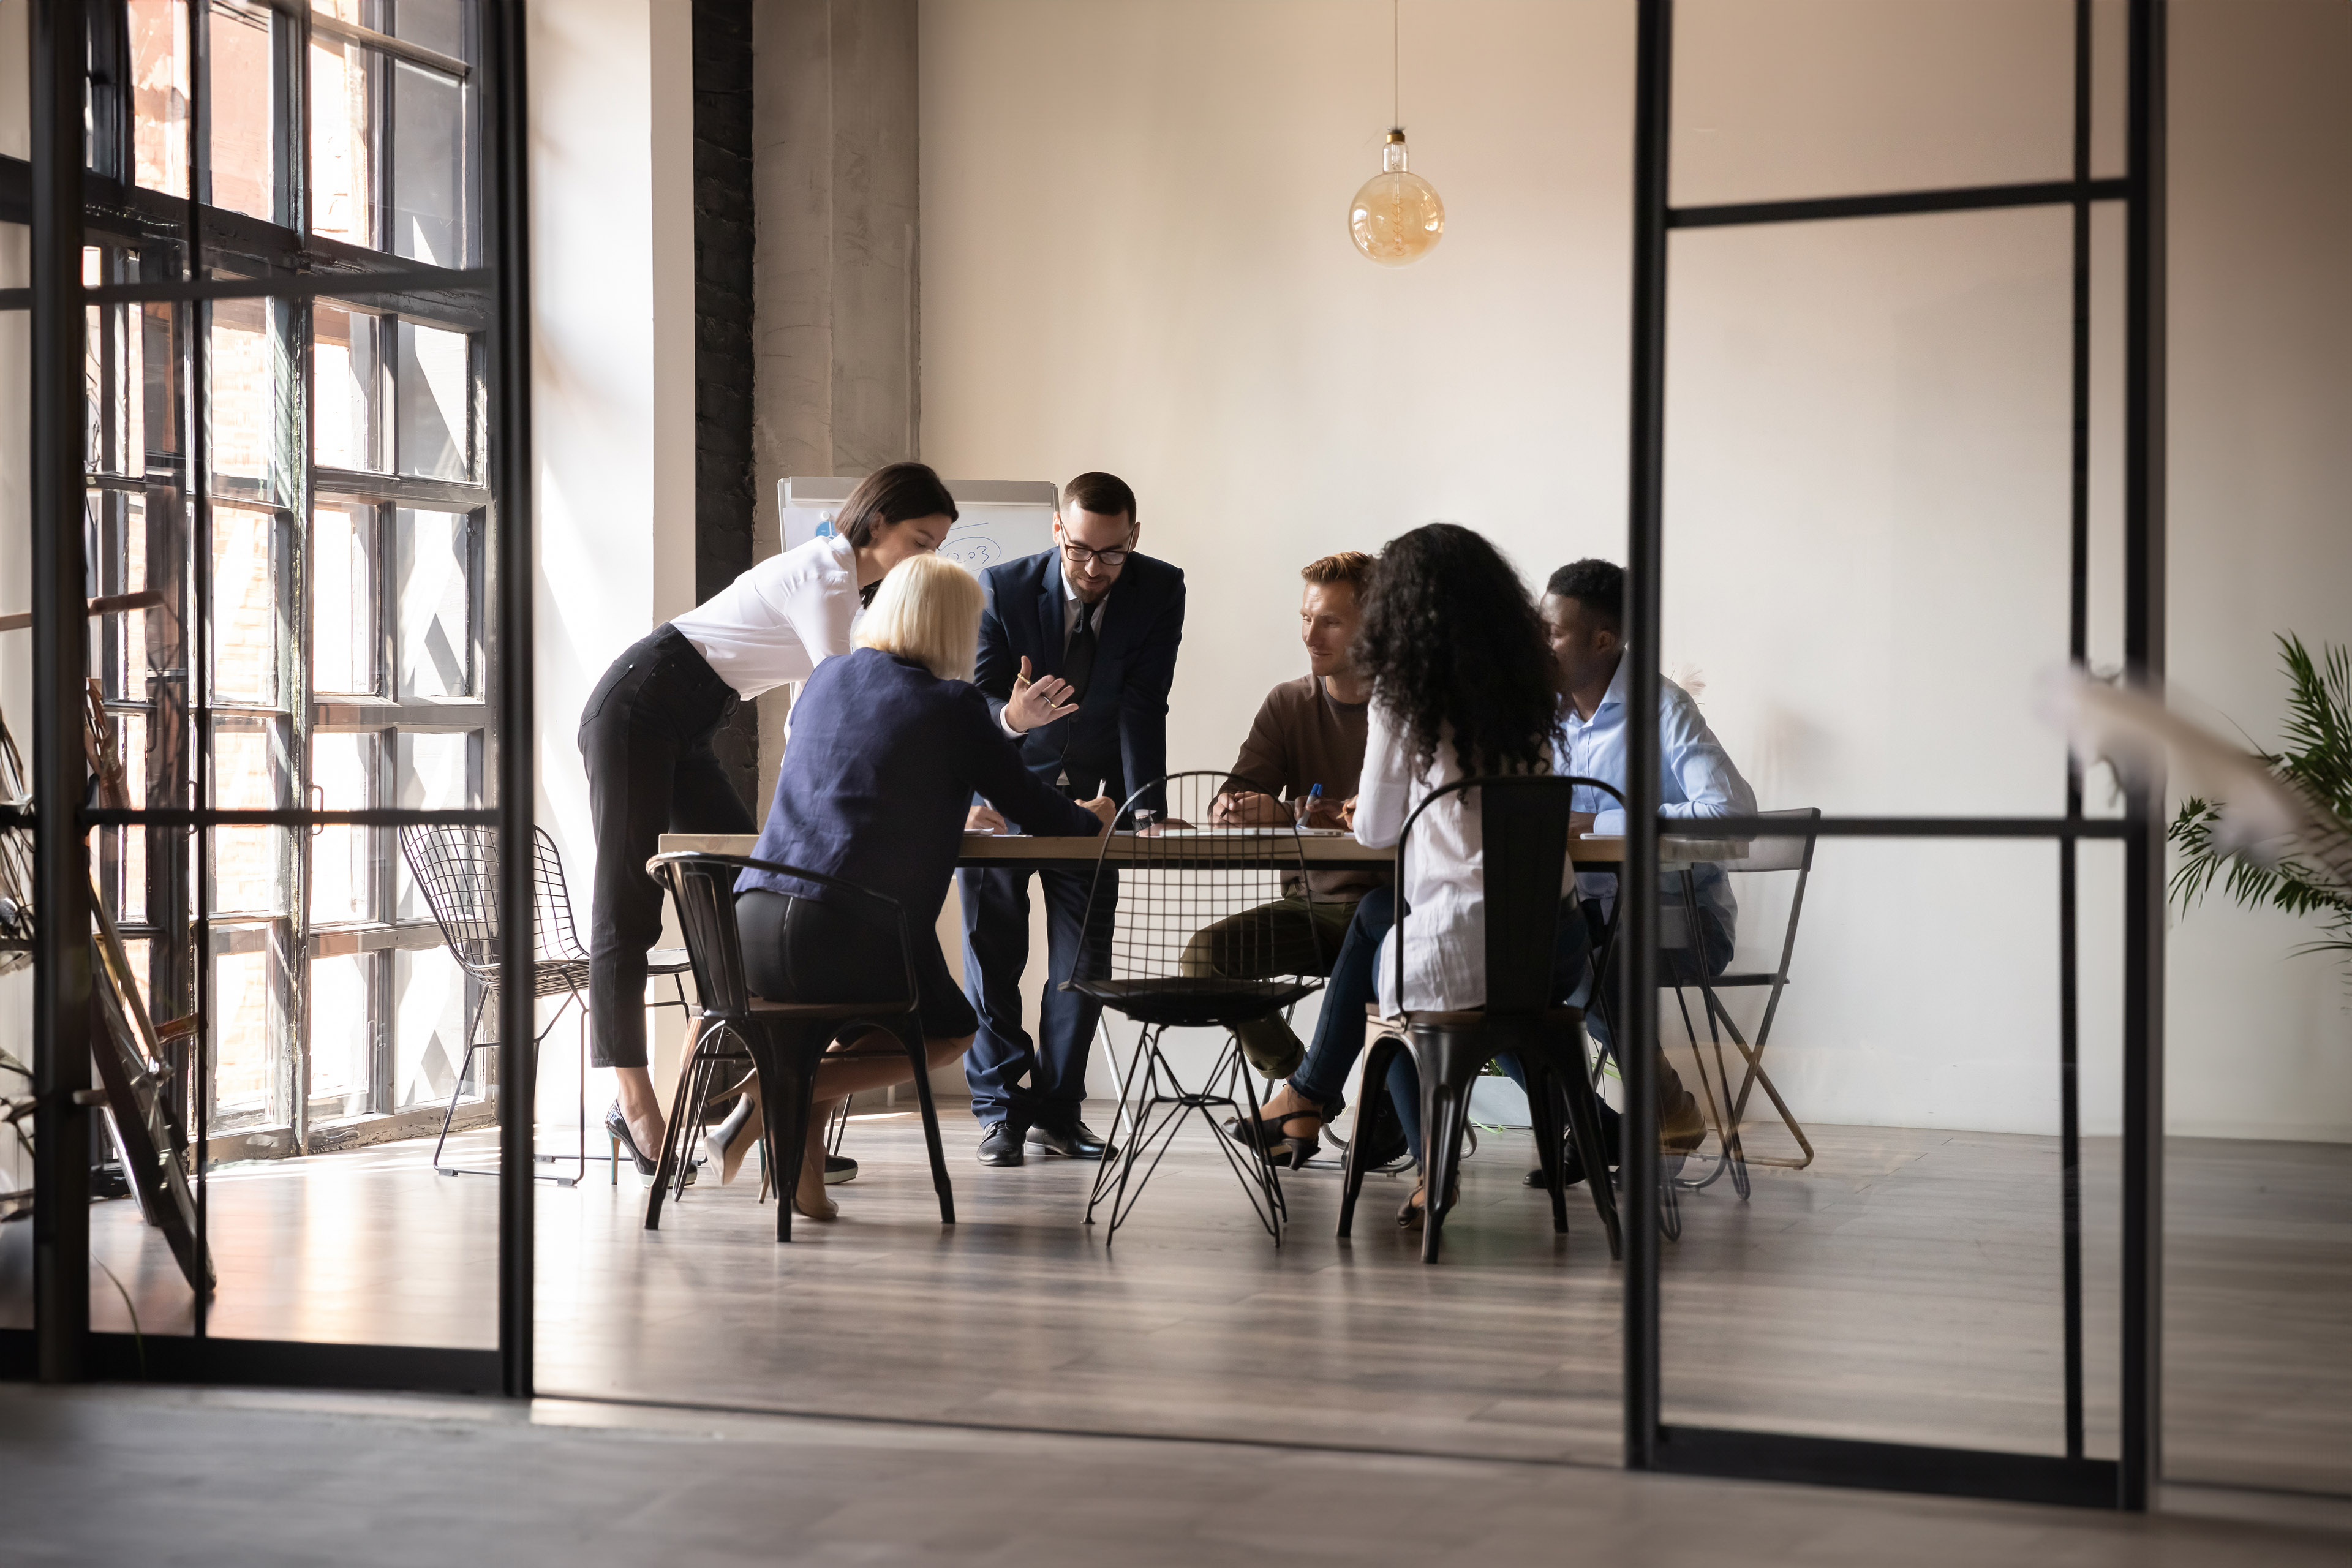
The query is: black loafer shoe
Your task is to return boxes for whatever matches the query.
[1027,1120,1112,1161]
[823,1153,858,1185]
[977,1122,1026,1166]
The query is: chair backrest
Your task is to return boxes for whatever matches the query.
[646,851,917,1018]
[646,853,758,1017]
[396,824,588,982]
[1073,770,1324,992]
[1393,774,1626,1016]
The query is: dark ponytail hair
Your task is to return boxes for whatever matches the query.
[1354,523,1558,779]
[835,462,959,548]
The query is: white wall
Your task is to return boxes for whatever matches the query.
[530,0,698,1106]
[917,0,2351,1138]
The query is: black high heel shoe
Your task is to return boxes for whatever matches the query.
[1397,1179,1458,1231]
[605,1102,693,1184]
[1223,1098,1333,1170]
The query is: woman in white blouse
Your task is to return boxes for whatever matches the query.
[578,463,1069,1173]
[1228,524,1578,1226]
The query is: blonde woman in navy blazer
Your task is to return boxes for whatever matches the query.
[737,554,1115,1218]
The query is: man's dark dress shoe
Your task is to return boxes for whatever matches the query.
[977,1123,1026,1166]
[823,1153,858,1184]
[1027,1120,1112,1160]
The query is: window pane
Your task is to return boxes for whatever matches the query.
[393,0,464,58]
[205,2,280,223]
[390,61,464,266]
[130,0,192,198]
[396,509,472,696]
[209,503,281,704]
[392,945,472,1110]
[307,953,374,1107]
[311,502,379,693]
[211,941,278,1121]
[309,38,379,249]
[394,732,476,921]
[394,321,469,479]
[208,295,284,493]
[309,731,379,924]
[312,305,386,472]
[212,725,291,917]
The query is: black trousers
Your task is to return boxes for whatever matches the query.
[578,626,753,1069]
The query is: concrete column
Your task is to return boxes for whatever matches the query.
[748,0,921,797]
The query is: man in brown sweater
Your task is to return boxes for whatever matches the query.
[1188,551,1385,1077]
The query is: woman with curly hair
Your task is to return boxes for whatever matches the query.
[1226,523,1587,1226]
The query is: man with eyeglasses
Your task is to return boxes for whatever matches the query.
[958,472,1187,1166]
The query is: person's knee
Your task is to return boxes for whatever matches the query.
[927,1033,974,1069]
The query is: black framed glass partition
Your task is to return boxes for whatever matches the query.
[1620,0,2166,1509]
[2,0,532,1394]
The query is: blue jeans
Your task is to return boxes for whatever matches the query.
[1393,892,1735,1155]
[1285,889,1593,1124]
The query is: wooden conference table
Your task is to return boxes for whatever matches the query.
[653,830,1673,870]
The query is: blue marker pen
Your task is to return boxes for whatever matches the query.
[1303,783,1322,826]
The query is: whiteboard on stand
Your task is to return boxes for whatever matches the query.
[780,477,1058,576]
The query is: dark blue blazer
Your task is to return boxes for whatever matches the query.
[973,549,1186,816]
[737,649,1102,917]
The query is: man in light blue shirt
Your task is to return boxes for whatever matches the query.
[1533,558,1758,1183]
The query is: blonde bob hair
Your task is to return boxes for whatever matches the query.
[855,553,984,681]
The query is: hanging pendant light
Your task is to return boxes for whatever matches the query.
[1349,1,1444,266]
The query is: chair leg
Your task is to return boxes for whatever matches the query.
[1337,1032,1404,1240]
[768,1028,825,1244]
[894,1017,957,1224]
[1525,1057,1570,1236]
[430,1040,486,1175]
[1418,1050,1468,1265]
[1558,1024,1623,1261]
[1085,1022,1157,1224]
[644,1028,709,1231]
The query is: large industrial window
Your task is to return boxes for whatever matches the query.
[80,0,492,1160]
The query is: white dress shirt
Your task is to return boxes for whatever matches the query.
[1555,655,1757,937]
[1354,701,1571,1015]
[668,533,862,700]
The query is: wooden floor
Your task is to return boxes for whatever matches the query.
[6,1108,2345,1497]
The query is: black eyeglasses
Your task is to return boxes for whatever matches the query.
[1060,537,1136,569]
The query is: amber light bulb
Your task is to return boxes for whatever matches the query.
[1349,128,1444,266]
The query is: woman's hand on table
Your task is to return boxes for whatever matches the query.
[965,804,1007,834]
[1003,656,1079,733]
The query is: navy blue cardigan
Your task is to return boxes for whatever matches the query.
[972,549,1185,816]
[736,648,1103,918]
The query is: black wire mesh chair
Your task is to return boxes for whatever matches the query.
[1662,808,1821,1200]
[398,824,688,1186]
[1339,775,1626,1265]
[1071,771,1326,1246]
[645,852,955,1242]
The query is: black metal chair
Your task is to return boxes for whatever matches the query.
[1338,775,1626,1265]
[399,824,687,1186]
[644,851,954,1241]
[1068,771,1326,1246]
[1664,807,1821,1200]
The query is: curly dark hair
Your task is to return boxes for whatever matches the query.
[1355,524,1559,779]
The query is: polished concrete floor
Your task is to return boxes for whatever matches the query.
[4,1106,2346,1502]
[0,1382,2343,1567]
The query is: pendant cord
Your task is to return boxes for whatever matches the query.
[1392,0,1400,128]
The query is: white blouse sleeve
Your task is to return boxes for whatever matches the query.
[1353,700,1413,850]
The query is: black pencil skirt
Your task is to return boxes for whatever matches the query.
[735,888,979,1042]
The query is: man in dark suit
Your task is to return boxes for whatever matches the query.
[959,472,1186,1166]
